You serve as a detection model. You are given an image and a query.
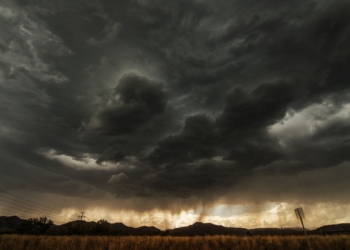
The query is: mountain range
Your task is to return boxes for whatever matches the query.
[1,216,349,236]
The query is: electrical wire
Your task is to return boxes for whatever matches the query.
[0,199,62,219]
[0,176,66,208]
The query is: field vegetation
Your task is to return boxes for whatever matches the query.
[0,235,349,250]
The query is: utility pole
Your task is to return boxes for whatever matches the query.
[278,217,285,235]
[78,212,86,220]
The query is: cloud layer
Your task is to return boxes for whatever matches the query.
[1,0,350,226]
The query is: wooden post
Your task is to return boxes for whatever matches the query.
[295,208,311,250]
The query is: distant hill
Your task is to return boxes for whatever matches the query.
[170,222,248,236]
[0,216,25,233]
[47,220,161,235]
[0,216,349,236]
[313,223,350,235]
[249,227,307,236]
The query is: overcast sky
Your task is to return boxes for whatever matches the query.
[1,0,350,229]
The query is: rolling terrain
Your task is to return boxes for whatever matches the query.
[1,216,349,236]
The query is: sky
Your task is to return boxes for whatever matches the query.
[1,0,350,229]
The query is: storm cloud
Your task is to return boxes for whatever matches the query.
[1,0,350,227]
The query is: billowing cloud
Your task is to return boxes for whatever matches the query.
[81,73,167,135]
[0,0,350,228]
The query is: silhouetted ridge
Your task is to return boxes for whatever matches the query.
[0,216,24,233]
[1,216,349,236]
[111,222,130,230]
[313,223,350,235]
[171,222,248,236]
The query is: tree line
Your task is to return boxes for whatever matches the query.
[15,217,163,236]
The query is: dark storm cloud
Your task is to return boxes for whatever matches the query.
[148,115,216,166]
[1,0,350,211]
[218,82,298,132]
[82,73,167,135]
[148,81,292,170]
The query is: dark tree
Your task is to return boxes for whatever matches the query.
[19,217,54,234]
[93,219,111,235]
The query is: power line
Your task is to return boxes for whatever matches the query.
[0,207,70,226]
[0,176,79,223]
[2,187,62,212]
[0,208,70,225]
[0,199,65,220]
[0,176,65,208]
[0,208,68,227]
[0,188,75,220]
[0,196,75,221]
[0,205,69,226]
[0,208,31,219]
[0,202,54,219]
[0,192,66,219]
[0,189,61,213]
[1,203,81,226]
[0,193,61,215]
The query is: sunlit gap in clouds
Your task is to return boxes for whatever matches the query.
[38,149,136,171]
[268,101,350,147]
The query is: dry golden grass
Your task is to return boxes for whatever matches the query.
[0,235,349,250]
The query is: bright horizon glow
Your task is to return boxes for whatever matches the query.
[12,202,348,230]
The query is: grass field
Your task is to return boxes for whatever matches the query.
[0,235,349,250]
